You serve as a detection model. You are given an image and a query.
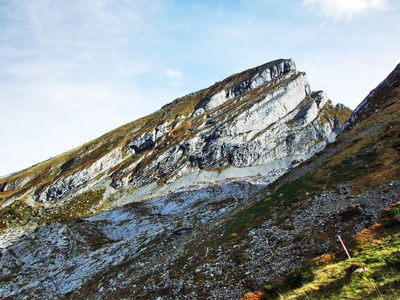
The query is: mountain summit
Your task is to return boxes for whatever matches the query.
[0,59,352,299]
[1,59,349,207]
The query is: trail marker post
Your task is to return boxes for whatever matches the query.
[338,236,351,259]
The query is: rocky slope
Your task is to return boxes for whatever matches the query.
[0,58,356,299]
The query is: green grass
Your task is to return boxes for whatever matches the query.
[393,139,400,147]
[0,201,34,229]
[327,149,378,184]
[217,170,322,237]
[47,189,105,221]
[384,206,400,228]
[262,264,316,296]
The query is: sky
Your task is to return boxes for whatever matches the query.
[1,0,399,176]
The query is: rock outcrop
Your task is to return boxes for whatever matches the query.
[1,58,349,208]
[109,59,348,196]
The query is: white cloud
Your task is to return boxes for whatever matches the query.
[165,69,183,79]
[165,69,183,87]
[303,0,388,20]
[7,61,75,80]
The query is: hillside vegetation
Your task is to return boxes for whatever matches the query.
[241,202,400,300]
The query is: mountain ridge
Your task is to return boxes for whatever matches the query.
[0,58,349,214]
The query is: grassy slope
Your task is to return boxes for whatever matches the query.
[243,203,400,300]
[0,88,208,229]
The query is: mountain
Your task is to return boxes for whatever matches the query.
[0,58,360,299]
[0,58,349,228]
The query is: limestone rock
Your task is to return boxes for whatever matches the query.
[126,131,156,152]
[2,58,349,204]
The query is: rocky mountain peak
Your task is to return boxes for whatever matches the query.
[0,58,354,299]
[0,58,351,217]
[192,59,298,117]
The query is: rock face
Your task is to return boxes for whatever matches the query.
[126,131,156,153]
[192,59,297,117]
[109,59,347,194]
[0,58,354,299]
[1,58,349,207]
[33,147,125,202]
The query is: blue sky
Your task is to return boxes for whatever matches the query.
[1,0,399,176]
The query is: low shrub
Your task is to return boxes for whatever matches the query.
[314,253,337,266]
[392,138,400,147]
[384,206,400,227]
[284,263,315,289]
[262,264,315,295]
[240,290,266,300]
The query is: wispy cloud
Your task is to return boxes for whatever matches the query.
[165,69,183,78]
[165,69,183,86]
[303,0,388,21]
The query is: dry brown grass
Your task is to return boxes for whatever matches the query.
[312,78,400,192]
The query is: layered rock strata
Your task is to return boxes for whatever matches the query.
[2,59,348,207]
